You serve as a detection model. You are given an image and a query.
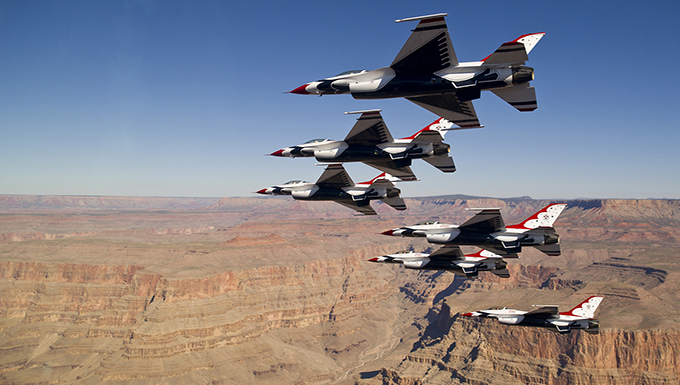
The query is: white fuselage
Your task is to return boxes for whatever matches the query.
[301,61,525,97]
[259,180,389,201]
[275,137,442,162]
[368,250,507,277]
[468,308,594,330]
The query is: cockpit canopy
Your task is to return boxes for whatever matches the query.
[303,139,330,144]
[283,180,307,185]
[393,250,415,255]
[414,221,439,226]
[334,70,366,77]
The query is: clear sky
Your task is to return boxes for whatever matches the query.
[1,0,679,199]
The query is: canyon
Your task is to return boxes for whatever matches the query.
[0,195,678,384]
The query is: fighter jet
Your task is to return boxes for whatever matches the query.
[290,13,544,128]
[461,296,604,334]
[368,245,511,279]
[255,164,406,215]
[269,109,459,181]
[381,203,567,256]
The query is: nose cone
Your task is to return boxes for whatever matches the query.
[255,188,269,195]
[460,312,474,317]
[381,229,395,236]
[367,257,380,262]
[289,83,311,95]
[270,149,285,157]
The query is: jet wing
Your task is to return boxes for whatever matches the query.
[459,209,505,233]
[315,164,354,188]
[525,306,560,319]
[423,155,456,173]
[334,199,377,215]
[392,14,457,74]
[344,110,394,146]
[428,245,466,261]
[406,95,482,128]
[364,161,417,181]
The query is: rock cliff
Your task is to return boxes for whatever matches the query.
[0,196,678,384]
[374,305,679,385]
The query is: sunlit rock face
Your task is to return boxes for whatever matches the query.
[0,196,679,384]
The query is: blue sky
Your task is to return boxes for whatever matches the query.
[1,0,679,199]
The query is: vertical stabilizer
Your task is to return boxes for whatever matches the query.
[561,296,604,318]
[507,203,567,229]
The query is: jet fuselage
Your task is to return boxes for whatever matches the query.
[368,250,508,278]
[272,139,449,164]
[463,308,599,334]
[383,223,558,255]
[257,181,399,203]
[295,64,534,103]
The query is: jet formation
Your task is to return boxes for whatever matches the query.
[259,12,604,333]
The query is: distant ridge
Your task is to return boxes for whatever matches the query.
[2,195,679,228]
[0,195,220,212]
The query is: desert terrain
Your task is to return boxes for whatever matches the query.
[0,195,678,384]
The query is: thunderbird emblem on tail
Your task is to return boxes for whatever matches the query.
[290,13,544,128]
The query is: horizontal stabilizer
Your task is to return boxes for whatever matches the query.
[335,200,377,215]
[423,155,456,173]
[381,196,407,211]
[491,84,537,112]
[492,268,510,278]
[364,161,417,181]
[534,243,561,256]
[407,95,482,128]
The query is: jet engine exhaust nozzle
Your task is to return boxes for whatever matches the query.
[512,66,534,85]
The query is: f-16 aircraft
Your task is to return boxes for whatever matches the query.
[255,164,406,215]
[461,296,604,334]
[290,13,544,128]
[269,109,458,181]
[368,245,511,278]
[381,203,567,256]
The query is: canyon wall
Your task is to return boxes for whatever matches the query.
[0,196,678,384]
[375,304,679,385]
